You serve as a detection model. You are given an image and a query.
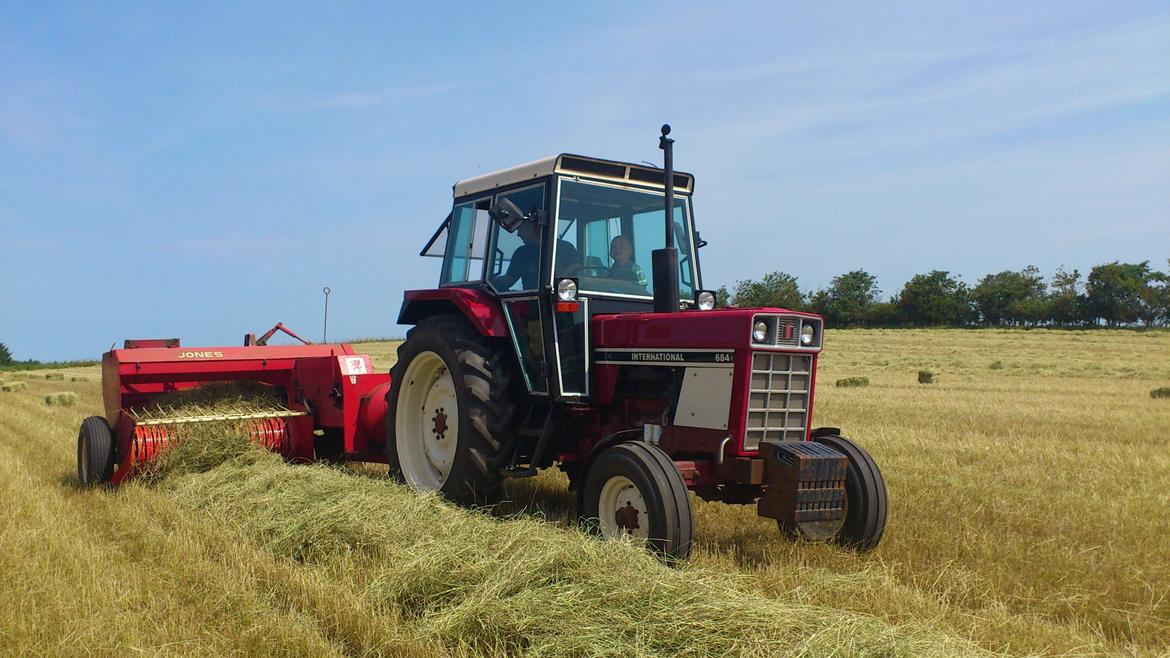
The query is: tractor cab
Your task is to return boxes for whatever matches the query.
[418,154,708,399]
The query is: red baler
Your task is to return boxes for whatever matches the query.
[79,324,391,485]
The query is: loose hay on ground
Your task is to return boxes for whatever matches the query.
[137,426,991,657]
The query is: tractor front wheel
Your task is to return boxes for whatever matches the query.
[813,434,888,550]
[77,416,115,486]
[386,317,517,503]
[579,442,694,561]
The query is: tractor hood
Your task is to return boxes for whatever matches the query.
[591,307,823,353]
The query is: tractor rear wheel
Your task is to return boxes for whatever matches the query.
[813,434,887,550]
[386,317,518,503]
[579,442,694,561]
[77,416,115,486]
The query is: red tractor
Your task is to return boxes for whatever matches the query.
[388,125,887,558]
[77,127,887,560]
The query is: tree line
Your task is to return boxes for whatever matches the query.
[715,260,1170,328]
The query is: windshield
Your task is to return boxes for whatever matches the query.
[552,179,698,300]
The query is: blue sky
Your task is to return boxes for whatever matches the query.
[2,2,1168,360]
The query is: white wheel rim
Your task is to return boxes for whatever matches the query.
[79,434,89,483]
[597,475,650,541]
[395,350,459,491]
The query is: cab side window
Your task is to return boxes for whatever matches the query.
[441,198,491,285]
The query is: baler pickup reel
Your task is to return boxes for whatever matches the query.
[123,398,310,464]
[76,324,392,486]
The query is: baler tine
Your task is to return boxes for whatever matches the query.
[76,325,391,485]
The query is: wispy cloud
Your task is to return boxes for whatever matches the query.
[259,80,491,112]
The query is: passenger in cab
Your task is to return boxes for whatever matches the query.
[607,235,648,288]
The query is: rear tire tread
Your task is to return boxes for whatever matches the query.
[387,316,520,502]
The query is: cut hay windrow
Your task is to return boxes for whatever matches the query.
[132,408,993,657]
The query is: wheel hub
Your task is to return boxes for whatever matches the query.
[598,475,650,540]
[614,501,640,532]
[431,407,448,439]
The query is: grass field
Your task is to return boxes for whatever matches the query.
[1,329,1167,656]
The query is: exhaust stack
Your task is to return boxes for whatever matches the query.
[652,124,681,313]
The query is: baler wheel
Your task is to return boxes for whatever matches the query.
[579,442,694,562]
[77,416,115,486]
[813,434,887,551]
[387,317,517,503]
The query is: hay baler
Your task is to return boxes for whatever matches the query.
[78,126,887,561]
[77,325,391,485]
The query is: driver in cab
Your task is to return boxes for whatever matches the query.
[492,221,579,291]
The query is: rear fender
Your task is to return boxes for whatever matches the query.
[398,288,508,338]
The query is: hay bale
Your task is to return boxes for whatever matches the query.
[44,391,78,406]
[835,376,869,388]
[70,376,88,382]
[44,372,64,381]
[989,360,1004,370]
[1,382,27,392]
[1151,387,1170,399]
[918,369,935,384]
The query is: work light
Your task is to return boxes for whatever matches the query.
[696,290,716,311]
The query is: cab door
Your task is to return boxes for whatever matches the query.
[486,184,550,395]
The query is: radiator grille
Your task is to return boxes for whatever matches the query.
[744,352,812,451]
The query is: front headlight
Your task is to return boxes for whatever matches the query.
[752,321,768,343]
[696,290,716,311]
[800,323,816,345]
[556,278,578,302]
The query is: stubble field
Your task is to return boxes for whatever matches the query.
[0,329,1167,657]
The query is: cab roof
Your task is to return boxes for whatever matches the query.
[453,153,694,198]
